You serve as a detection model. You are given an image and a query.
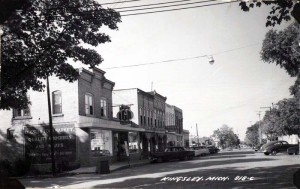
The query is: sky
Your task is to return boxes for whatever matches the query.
[90,0,296,140]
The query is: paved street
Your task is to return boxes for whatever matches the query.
[19,149,300,189]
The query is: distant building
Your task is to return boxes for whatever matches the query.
[165,104,183,147]
[183,129,190,147]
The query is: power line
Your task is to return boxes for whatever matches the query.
[118,0,218,13]
[113,0,216,10]
[101,0,143,5]
[45,1,238,18]
[102,43,260,70]
[120,1,238,16]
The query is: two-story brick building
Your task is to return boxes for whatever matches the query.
[0,67,144,167]
[112,89,168,158]
[165,104,184,147]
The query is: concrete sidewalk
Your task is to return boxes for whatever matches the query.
[68,159,151,174]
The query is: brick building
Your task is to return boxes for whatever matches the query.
[0,67,144,167]
[165,104,184,147]
[112,89,168,158]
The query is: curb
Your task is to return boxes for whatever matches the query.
[14,161,151,179]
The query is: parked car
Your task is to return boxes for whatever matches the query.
[253,144,263,152]
[261,141,298,155]
[189,146,210,156]
[149,146,195,163]
[287,146,299,155]
[207,146,220,154]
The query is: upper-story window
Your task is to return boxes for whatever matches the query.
[13,108,30,118]
[13,94,31,118]
[85,93,94,115]
[100,98,107,117]
[52,90,62,114]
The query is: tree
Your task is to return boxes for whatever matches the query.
[261,108,284,141]
[245,123,259,146]
[261,97,300,139]
[212,125,239,149]
[0,0,121,109]
[261,23,300,77]
[0,0,26,24]
[239,0,297,27]
[275,98,300,136]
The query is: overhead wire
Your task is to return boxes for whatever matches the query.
[112,0,217,10]
[118,0,220,13]
[102,43,260,70]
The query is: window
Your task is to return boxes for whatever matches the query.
[13,94,31,118]
[85,93,94,115]
[13,107,30,117]
[52,90,62,114]
[100,98,107,117]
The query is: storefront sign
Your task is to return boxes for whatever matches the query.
[24,124,76,164]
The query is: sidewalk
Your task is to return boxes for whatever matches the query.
[68,159,151,175]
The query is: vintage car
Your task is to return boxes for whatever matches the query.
[189,146,210,156]
[261,141,298,155]
[207,146,220,154]
[149,146,195,163]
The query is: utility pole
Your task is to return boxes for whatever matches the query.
[46,77,55,176]
[257,111,262,145]
[196,123,199,145]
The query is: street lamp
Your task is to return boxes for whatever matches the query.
[207,55,215,65]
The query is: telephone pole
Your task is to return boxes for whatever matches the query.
[196,123,199,145]
[257,111,262,145]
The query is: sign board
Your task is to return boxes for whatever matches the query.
[24,124,76,164]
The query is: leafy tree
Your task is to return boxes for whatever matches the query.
[261,108,284,141]
[239,0,297,27]
[245,122,259,146]
[261,23,300,77]
[0,0,26,24]
[0,0,121,109]
[275,98,300,136]
[212,125,239,149]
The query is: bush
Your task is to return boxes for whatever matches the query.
[0,159,31,177]
[12,159,31,177]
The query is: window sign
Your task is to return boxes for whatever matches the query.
[90,129,111,156]
[24,124,76,164]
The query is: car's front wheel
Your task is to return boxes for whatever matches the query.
[264,152,270,155]
[271,150,277,155]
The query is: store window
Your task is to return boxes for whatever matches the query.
[85,93,93,115]
[52,90,62,114]
[128,132,138,153]
[90,129,112,156]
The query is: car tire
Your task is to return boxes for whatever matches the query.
[289,153,293,155]
[296,150,299,155]
[271,150,277,155]
[264,152,269,155]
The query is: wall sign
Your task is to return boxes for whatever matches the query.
[24,124,76,164]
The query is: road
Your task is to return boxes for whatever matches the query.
[20,149,300,189]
